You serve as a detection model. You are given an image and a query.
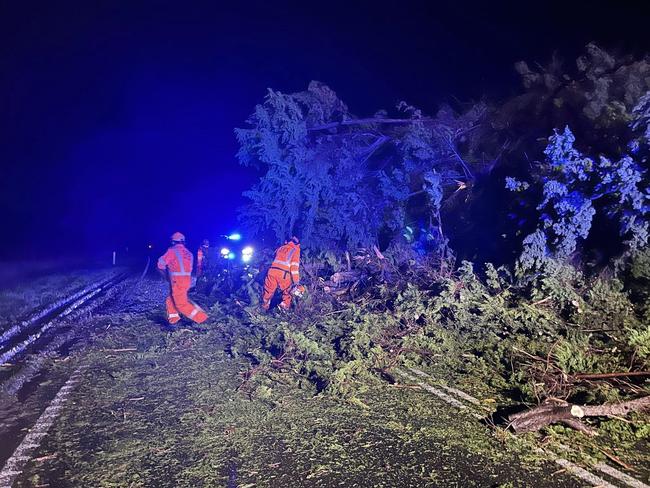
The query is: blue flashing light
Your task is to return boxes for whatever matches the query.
[227,233,242,241]
[227,252,236,260]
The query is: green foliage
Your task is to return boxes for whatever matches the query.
[627,248,650,321]
[223,247,648,413]
[554,334,599,374]
[581,278,637,330]
[630,248,650,280]
[627,325,650,366]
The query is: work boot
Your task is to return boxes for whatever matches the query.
[161,322,177,332]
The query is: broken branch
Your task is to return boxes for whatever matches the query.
[508,395,650,434]
[574,371,650,380]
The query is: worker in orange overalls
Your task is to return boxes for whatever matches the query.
[196,239,210,277]
[157,232,208,325]
[262,236,301,311]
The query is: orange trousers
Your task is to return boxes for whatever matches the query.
[166,277,208,324]
[262,268,292,310]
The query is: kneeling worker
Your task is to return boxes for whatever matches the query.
[262,236,301,311]
[157,232,208,325]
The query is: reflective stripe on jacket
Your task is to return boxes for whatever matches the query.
[157,244,194,276]
[270,242,300,282]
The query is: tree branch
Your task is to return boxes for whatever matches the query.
[574,371,650,380]
[359,135,391,164]
[508,395,650,434]
[308,118,431,131]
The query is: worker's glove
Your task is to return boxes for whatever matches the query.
[290,284,306,298]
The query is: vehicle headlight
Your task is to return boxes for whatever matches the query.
[220,247,230,257]
[242,246,254,263]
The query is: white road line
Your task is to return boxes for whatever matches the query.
[394,368,468,410]
[555,443,650,488]
[553,457,619,488]
[408,367,483,406]
[397,366,650,488]
[595,463,650,488]
[0,367,85,487]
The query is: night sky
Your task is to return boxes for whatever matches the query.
[1,1,648,261]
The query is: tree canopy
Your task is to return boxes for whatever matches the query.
[236,82,489,254]
[236,44,649,271]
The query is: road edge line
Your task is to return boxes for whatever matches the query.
[0,366,85,488]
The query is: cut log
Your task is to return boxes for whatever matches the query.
[582,395,650,417]
[509,395,650,434]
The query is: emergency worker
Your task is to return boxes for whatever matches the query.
[262,236,301,311]
[197,239,210,277]
[157,232,208,325]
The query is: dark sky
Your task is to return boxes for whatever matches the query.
[1,0,648,260]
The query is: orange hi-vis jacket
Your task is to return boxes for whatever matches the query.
[270,241,301,283]
[157,244,207,324]
[262,241,301,311]
[158,243,194,278]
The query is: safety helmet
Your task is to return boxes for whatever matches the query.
[171,232,185,242]
[290,236,300,245]
[202,239,209,247]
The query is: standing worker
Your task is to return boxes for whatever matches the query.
[157,232,208,325]
[196,239,210,277]
[262,236,301,311]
